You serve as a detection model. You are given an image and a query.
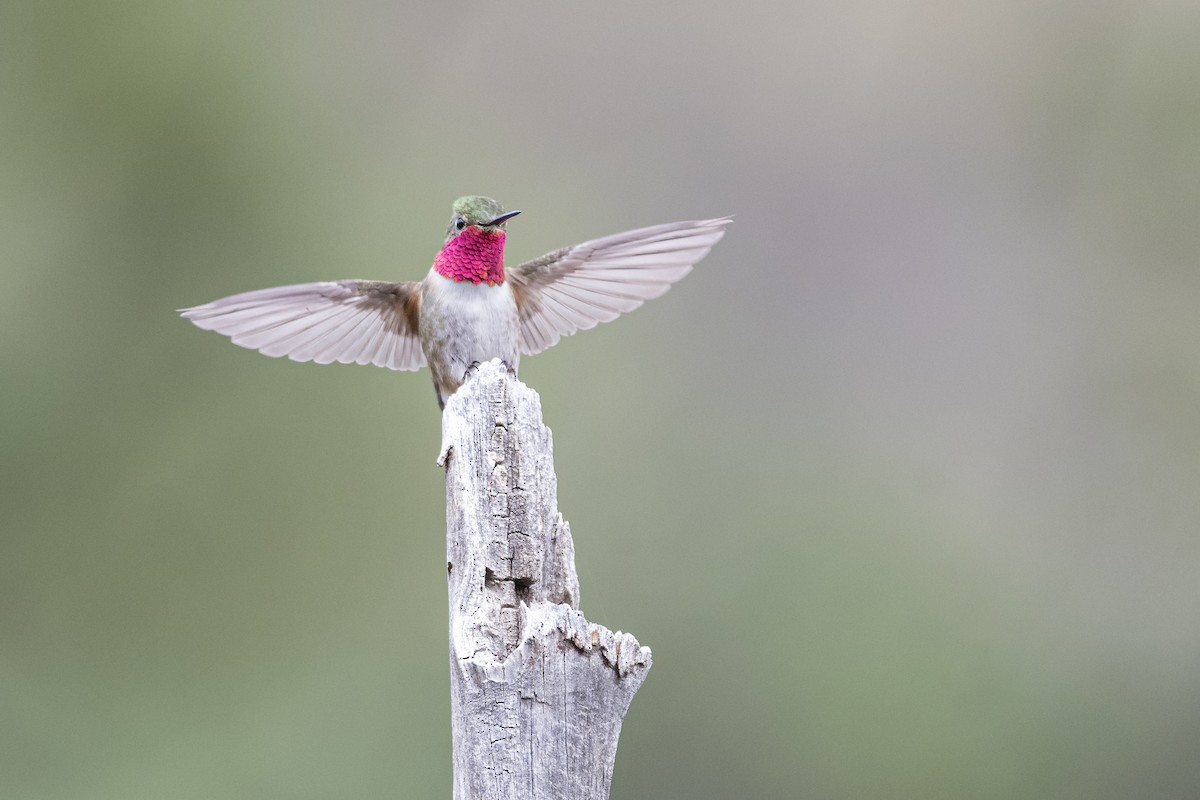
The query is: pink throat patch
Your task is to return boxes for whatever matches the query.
[433,227,507,284]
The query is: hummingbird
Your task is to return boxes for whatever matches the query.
[181,196,731,409]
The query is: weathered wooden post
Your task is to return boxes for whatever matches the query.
[438,360,652,799]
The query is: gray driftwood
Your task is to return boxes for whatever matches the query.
[437,360,652,800]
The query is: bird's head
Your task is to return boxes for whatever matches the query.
[445,196,521,243]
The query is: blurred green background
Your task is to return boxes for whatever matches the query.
[4,1,1199,797]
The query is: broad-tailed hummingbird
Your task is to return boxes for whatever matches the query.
[181,196,730,408]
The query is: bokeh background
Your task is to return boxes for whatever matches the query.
[4,1,1199,797]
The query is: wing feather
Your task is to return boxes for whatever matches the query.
[179,280,425,371]
[355,320,394,367]
[324,310,378,365]
[312,309,376,367]
[508,217,731,356]
[258,305,359,358]
[304,306,378,364]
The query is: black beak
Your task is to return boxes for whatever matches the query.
[484,210,521,226]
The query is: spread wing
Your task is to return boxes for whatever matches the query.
[508,217,731,355]
[179,280,426,371]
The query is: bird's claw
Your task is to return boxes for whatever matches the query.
[462,361,482,383]
[460,359,515,385]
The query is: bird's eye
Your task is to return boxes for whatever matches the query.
[455,217,466,231]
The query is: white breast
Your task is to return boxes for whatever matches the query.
[420,271,520,394]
